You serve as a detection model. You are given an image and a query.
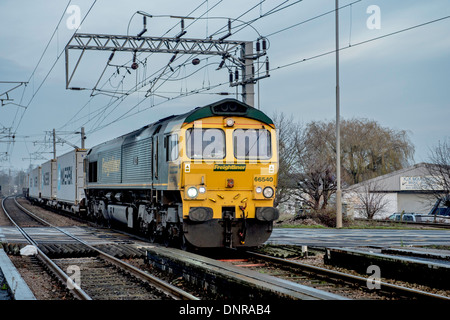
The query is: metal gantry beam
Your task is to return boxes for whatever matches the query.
[65,33,269,107]
[66,33,244,55]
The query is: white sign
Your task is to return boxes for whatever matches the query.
[400,176,442,191]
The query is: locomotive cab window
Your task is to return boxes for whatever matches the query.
[186,128,225,159]
[233,129,272,160]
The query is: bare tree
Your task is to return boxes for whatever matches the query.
[427,139,450,197]
[296,121,337,210]
[297,163,337,210]
[351,181,390,219]
[272,112,304,207]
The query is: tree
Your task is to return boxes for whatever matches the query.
[272,113,304,207]
[342,118,414,184]
[296,121,337,210]
[351,181,391,219]
[426,138,450,199]
[272,114,414,213]
[303,118,414,186]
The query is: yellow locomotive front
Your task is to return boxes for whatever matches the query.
[175,106,279,248]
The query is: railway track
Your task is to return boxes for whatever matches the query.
[4,196,449,301]
[1,196,198,300]
[242,250,450,300]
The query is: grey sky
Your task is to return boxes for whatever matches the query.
[0,0,449,172]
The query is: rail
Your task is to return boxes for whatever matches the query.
[2,196,198,300]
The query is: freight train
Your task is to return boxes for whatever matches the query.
[27,99,279,248]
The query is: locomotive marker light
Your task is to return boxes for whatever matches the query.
[224,118,235,127]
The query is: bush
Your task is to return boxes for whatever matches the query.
[294,208,350,228]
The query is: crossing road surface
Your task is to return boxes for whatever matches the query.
[267,228,450,247]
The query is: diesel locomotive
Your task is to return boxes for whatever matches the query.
[28,99,279,248]
[84,98,279,248]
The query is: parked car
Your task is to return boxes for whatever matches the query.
[388,212,417,222]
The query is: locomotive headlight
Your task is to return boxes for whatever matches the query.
[263,186,274,198]
[187,187,199,198]
[199,186,206,194]
[255,186,262,194]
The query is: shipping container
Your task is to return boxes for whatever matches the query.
[56,149,87,212]
[41,159,57,200]
[29,166,41,199]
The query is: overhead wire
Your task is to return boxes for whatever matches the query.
[77,0,226,134]
[3,1,72,165]
[271,14,450,72]
[13,0,98,137]
[61,1,215,132]
[9,0,98,164]
[79,0,301,136]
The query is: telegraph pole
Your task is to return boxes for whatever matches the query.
[52,128,57,160]
[242,41,255,107]
[335,0,343,228]
[80,127,85,149]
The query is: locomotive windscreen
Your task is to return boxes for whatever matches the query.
[186,128,225,159]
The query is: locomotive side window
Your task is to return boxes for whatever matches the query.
[166,134,179,161]
[233,129,272,160]
[88,161,98,182]
[186,128,225,159]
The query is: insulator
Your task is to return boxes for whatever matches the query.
[266,58,269,75]
[108,51,115,62]
[218,60,225,69]
[256,41,261,52]
[235,69,239,81]
[262,39,267,50]
[229,72,233,83]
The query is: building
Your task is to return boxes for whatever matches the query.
[344,163,445,219]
